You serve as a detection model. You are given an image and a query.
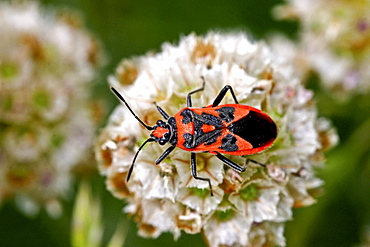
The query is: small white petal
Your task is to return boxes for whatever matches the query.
[203,210,252,247]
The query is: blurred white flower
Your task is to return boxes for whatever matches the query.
[273,0,370,98]
[96,32,338,246]
[0,1,103,217]
[357,225,370,247]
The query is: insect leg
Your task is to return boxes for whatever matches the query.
[190,153,213,196]
[212,85,239,106]
[246,159,266,168]
[215,153,246,172]
[187,77,206,107]
[155,145,176,164]
[154,102,170,120]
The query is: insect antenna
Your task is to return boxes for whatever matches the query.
[126,137,155,181]
[110,86,154,130]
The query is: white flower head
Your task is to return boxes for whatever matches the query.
[274,0,370,98]
[96,32,338,246]
[0,1,104,216]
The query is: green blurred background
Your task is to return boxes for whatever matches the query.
[1,0,369,246]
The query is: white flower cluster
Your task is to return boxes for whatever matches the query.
[0,1,103,217]
[273,0,370,97]
[96,32,338,246]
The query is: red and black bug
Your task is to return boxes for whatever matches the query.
[110,77,277,196]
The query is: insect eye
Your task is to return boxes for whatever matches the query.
[158,139,166,145]
[157,120,164,127]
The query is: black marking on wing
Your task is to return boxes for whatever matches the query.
[219,134,238,151]
[228,111,277,148]
[183,133,194,149]
[194,117,204,138]
[182,109,225,149]
[196,129,223,146]
[195,112,223,128]
[216,106,235,123]
[195,112,223,146]
[181,109,193,124]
